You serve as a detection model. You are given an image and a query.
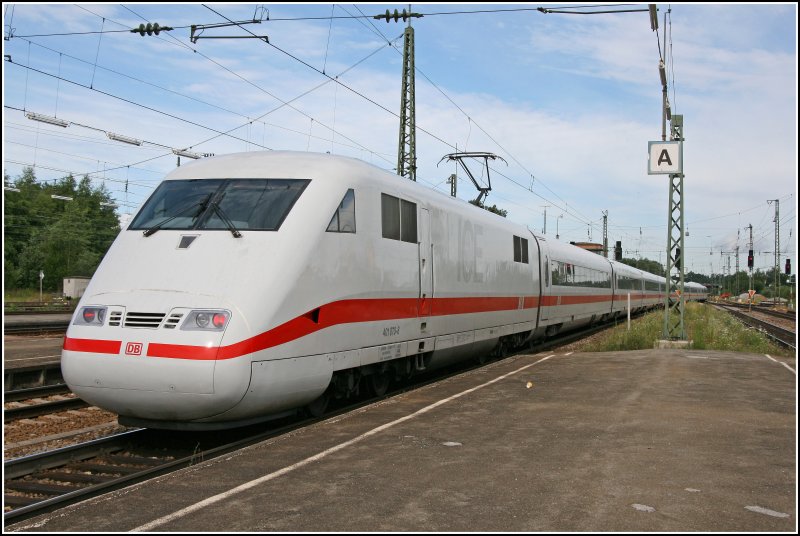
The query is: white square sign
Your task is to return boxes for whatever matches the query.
[648,141,683,174]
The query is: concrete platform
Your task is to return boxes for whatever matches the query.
[3,335,65,367]
[5,349,796,532]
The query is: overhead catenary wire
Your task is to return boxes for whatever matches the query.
[202,4,455,150]
[11,4,659,234]
[10,5,398,177]
[3,62,272,151]
[12,5,645,37]
[667,8,678,117]
[345,4,594,228]
[6,4,791,274]
[13,37,392,162]
[6,37,432,199]
[120,4,400,167]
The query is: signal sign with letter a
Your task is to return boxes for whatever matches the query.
[648,141,683,175]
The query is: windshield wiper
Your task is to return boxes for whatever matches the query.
[143,194,212,237]
[210,202,242,238]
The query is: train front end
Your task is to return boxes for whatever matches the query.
[62,284,245,426]
[61,152,342,429]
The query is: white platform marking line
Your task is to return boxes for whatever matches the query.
[745,505,790,518]
[131,355,557,531]
[8,355,63,362]
[765,354,796,374]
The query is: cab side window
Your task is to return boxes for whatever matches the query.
[327,189,356,233]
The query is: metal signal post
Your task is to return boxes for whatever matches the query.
[661,114,686,340]
[375,9,423,182]
[397,23,416,181]
[649,115,686,342]
[769,199,780,305]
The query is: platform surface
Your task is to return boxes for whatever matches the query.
[5,348,796,532]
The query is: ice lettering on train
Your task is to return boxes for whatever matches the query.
[458,220,483,283]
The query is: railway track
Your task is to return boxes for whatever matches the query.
[713,304,796,350]
[4,310,72,336]
[4,385,90,423]
[717,301,796,321]
[4,363,65,392]
[5,428,223,521]
[4,383,71,402]
[4,321,70,336]
[3,386,400,523]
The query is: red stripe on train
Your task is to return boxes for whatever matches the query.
[63,337,122,354]
[64,293,647,360]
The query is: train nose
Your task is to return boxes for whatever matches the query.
[62,341,227,423]
[61,302,248,423]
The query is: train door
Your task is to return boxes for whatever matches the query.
[419,208,433,317]
[533,236,553,324]
[528,231,544,329]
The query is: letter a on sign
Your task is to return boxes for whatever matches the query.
[648,141,682,175]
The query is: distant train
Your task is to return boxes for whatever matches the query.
[62,151,708,430]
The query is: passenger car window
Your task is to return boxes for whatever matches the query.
[513,236,529,264]
[400,199,417,243]
[381,193,417,243]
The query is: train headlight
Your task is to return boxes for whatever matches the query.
[181,310,230,331]
[196,312,210,328]
[74,306,107,326]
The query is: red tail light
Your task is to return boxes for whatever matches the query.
[212,312,228,328]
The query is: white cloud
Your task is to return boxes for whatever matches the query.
[3,3,795,273]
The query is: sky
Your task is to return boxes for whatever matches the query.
[2,3,797,280]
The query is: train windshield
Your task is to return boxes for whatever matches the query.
[129,179,310,232]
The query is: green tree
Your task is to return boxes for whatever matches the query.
[4,168,120,293]
[469,199,508,218]
[620,257,665,276]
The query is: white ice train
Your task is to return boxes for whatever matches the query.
[61,151,707,430]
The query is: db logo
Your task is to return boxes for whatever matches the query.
[125,342,143,356]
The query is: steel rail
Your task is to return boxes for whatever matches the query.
[4,397,91,423]
[5,383,71,402]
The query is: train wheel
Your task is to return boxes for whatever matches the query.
[497,341,508,359]
[306,391,330,418]
[370,371,391,397]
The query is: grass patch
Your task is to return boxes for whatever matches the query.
[4,288,61,302]
[581,302,792,357]
[3,288,74,311]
